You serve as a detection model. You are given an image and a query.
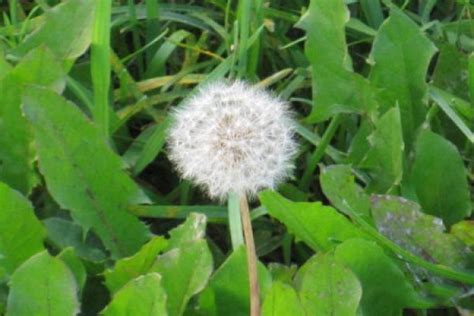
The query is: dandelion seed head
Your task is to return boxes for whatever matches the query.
[167,80,297,200]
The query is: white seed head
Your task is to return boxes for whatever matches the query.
[167,80,298,200]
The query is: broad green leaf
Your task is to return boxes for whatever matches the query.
[105,236,168,294]
[13,0,96,60]
[105,213,207,294]
[43,218,107,262]
[360,0,384,28]
[0,182,45,274]
[371,195,469,268]
[259,190,367,251]
[433,44,469,100]
[11,47,66,93]
[361,107,404,192]
[369,9,437,147]
[166,212,207,251]
[262,281,304,316]
[22,87,150,258]
[411,131,471,226]
[151,240,213,316]
[298,253,361,316]
[451,221,474,247]
[58,248,87,293]
[297,0,377,122]
[102,273,167,316]
[441,18,473,53]
[0,47,65,194]
[348,121,372,165]
[335,239,430,316]
[198,246,272,316]
[320,165,371,221]
[6,251,79,316]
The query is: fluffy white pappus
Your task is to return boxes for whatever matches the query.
[167,80,298,200]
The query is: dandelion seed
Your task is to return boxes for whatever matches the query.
[167,80,298,200]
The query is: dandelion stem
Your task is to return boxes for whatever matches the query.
[228,191,245,249]
[240,194,261,316]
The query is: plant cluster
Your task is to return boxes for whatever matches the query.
[0,0,472,315]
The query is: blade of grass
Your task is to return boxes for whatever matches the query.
[124,119,170,175]
[9,0,18,27]
[257,68,293,88]
[114,73,205,100]
[129,204,226,221]
[470,53,474,102]
[237,0,251,77]
[91,0,112,139]
[145,29,193,78]
[127,0,144,75]
[429,87,474,143]
[66,76,94,112]
[360,0,384,29]
[299,114,343,191]
[120,28,168,65]
[247,0,264,79]
[295,122,345,162]
[145,0,161,64]
[419,0,437,22]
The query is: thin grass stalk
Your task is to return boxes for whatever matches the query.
[91,0,112,139]
[299,114,342,191]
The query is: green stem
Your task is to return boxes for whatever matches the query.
[91,0,112,139]
[9,0,18,27]
[228,191,244,249]
[299,114,342,191]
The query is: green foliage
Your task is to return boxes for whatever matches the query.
[6,251,79,316]
[260,190,368,251]
[298,253,362,315]
[0,0,472,314]
[361,107,404,193]
[0,47,64,194]
[23,87,150,258]
[334,239,432,315]
[12,0,96,60]
[0,182,45,275]
[261,281,304,316]
[371,195,469,268]
[369,8,437,148]
[151,240,213,316]
[105,236,168,294]
[297,0,376,122]
[411,130,472,226]
[199,246,272,316]
[102,273,167,316]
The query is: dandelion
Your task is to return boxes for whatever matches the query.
[167,80,297,200]
[167,80,297,316]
